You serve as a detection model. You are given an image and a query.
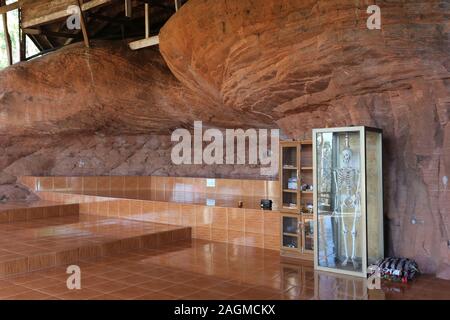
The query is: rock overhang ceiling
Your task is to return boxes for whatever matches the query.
[0,0,449,278]
[0,41,275,137]
[159,0,450,135]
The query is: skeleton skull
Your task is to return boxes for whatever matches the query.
[342,148,353,166]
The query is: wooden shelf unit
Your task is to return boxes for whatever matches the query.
[280,140,314,261]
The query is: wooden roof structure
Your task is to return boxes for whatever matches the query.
[1,0,184,63]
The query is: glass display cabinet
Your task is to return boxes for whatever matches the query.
[313,127,383,277]
[280,141,300,213]
[280,140,314,261]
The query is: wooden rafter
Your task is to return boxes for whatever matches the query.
[21,0,112,29]
[129,35,159,50]
[129,2,159,50]
[77,0,90,47]
[0,1,19,15]
[23,28,78,38]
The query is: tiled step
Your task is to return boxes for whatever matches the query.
[0,215,191,278]
[0,200,79,223]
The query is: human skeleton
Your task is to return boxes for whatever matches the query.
[332,134,361,268]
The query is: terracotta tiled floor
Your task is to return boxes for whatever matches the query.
[0,239,448,300]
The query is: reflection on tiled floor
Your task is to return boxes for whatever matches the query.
[0,215,190,278]
[0,240,448,300]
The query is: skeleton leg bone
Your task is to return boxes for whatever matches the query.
[351,202,359,269]
[340,204,349,266]
[351,231,359,269]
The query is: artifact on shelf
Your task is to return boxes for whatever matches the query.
[260,199,273,210]
[287,177,298,190]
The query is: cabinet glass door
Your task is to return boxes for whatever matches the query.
[303,217,314,252]
[282,216,299,249]
[281,145,299,210]
[315,130,363,273]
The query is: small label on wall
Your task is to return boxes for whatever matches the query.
[206,199,216,206]
[206,178,216,187]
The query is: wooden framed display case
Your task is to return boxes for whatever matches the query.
[280,140,314,261]
[313,126,384,277]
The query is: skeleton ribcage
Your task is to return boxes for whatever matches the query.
[337,168,355,194]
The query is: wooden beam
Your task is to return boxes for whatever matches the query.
[77,0,90,48]
[0,1,19,15]
[124,0,132,18]
[129,35,159,50]
[0,0,12,65]
[26,46,60,60]
[128,2,160,50]
[23,28,78,38]
[21,0,111,29]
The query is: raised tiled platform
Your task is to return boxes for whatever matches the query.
[0,200,79,223]
[0,214,191,278]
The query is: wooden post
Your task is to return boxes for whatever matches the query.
[0,0,12,65]
[128,1,161,50]
[19,7,26,61]
[174,0,181,12]
[144,3,149,39]
[124,0,132,18]
[77,0,90,48]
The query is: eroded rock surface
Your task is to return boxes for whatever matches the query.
[0,171,38,202]
[2,134,268,179]
[0,41,270,137]
[160,0,450,277]
[0,0,448,278]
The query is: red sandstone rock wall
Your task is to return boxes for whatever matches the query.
[159,0,450,277]
[0,41,274,199]
[0,134,269,179]
[0,0,448,278]
[0,41,270,137]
